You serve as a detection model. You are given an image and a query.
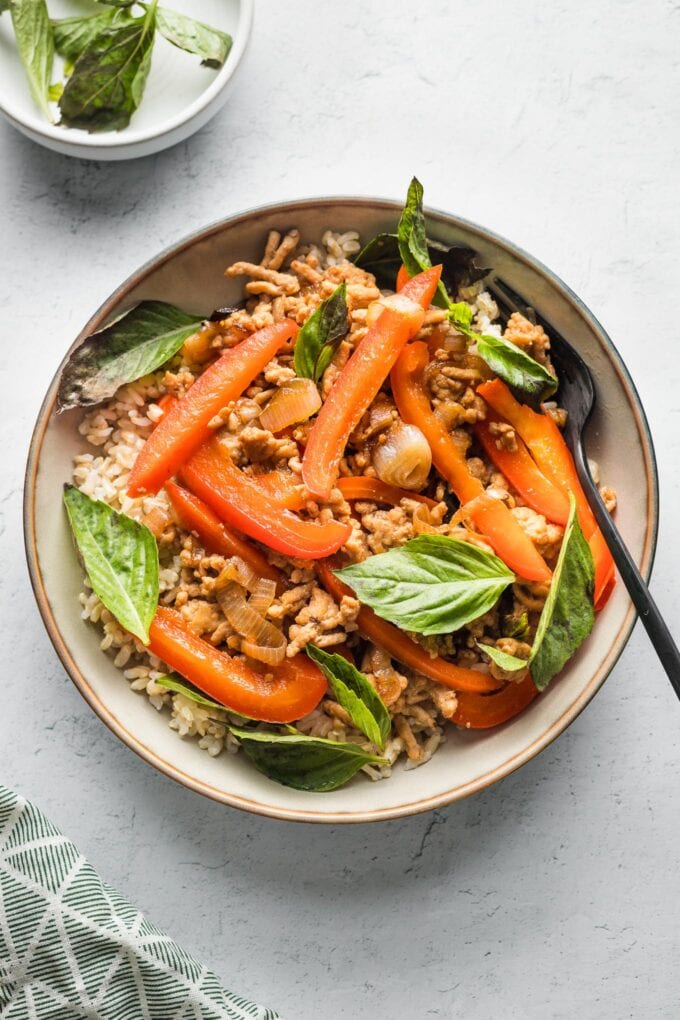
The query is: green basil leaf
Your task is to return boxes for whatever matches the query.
[529,493,595,690]
[396,177,452,310]
[305,645,390,749]
[52,7,125,62]
[476,332,558,401]
[353,232,401,289]
[477,642,529,673]
[0,1,12,14]
[63,485,159,645]
[58,2,157,132]
[10,0,55,121]
[336,534,515,636]
[155,674,253,723]
[57,300,203,411]
[293,282,349,383]
[229,727,387,792]
[155,6,232,68]
[155,675,224,710]
[397,176,430,279]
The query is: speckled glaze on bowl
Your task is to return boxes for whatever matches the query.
[24,199,658,823]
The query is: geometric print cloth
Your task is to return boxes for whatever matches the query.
[0,787,280,1020]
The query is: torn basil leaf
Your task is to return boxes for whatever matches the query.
[476,332,558,401]
[306,645,390,749]
[353,232,401,289]
[155,6,232,68]
[529,493,595,690]
[336,535,515,636]
[52,7,125,62]
[477,643,529,674]
[10,0,54,121]
[155,675,224,710]
[502,609,530,640]
[57,300,203,411]
[59,2,158,132]
[229,728,388,792]
[64,486,159,645]
[293,282,349,383]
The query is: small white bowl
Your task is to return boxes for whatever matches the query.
[0,0,253,160]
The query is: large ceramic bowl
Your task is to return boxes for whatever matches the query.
[24,199,659,823]
[0,0,252,160]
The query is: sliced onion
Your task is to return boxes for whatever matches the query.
[214,556,258,593]
[241,640,286,666]
[372,423,432,491]
[216,581,287,664]
[259,378,321,433]
[412,504,439,535]
[449,491,500,528]
[248,577,277,616]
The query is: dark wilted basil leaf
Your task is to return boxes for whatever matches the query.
[52,7,126,62]
[64,486,159,644]
[59,2,157,132]
[293,282,349,383]
[156,6,232,68]
[58,300,203,411]
[306,645,390,749]
[353,232,401,289]
[229,727,388,792]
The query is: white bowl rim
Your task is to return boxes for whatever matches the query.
[23,196,660,823]
[0,0,254,149]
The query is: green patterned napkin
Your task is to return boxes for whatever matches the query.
[0,786,280,1020]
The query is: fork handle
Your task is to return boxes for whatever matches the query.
[573,442,680,696]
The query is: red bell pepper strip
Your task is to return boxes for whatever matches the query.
[396,264,410,291]
[148,607,326,723]
[249,471,307,511]
[336,475,438,509]
[165,480,283,587]
[128,320,298,497]
[180,439,351,560]
[301,266,442,500]
[477,379,615,605]
[391,343,552,583]
[317,560,502,694]
[473,413,571,526]
[452,674,538,729]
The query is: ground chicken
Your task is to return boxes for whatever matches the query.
[362,505,416,553]
[504,311,553,366]
[511,505,564,560]
[286,587,360,657]
[180,599,223,637]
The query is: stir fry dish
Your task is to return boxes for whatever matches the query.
[61,178,616,791]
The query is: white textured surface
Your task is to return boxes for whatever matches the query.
[1,1,679,1016]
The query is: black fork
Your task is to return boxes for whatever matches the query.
[487,277,680,695]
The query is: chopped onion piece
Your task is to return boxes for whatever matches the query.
[242,640,287,666]
[216,581,287,664]
[259,378,321,433]
[372,423,432,491]
[214,556,258,593]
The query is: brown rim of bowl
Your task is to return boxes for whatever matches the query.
[23,197,659,824]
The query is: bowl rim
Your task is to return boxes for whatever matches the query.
[23,197,660,824]
[0,0,253,150]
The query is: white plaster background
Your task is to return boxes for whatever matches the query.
[1,1,679,1016]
